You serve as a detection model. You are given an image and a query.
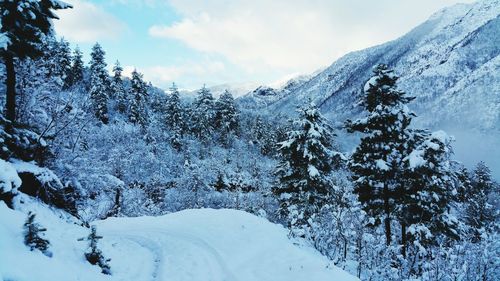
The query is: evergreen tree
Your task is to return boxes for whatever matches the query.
[129,69,148,125]
[24,212,52,257]
[58,38,72,89]
[165,83,185,149]
[111,61,127,113]
[402,130,460,250]
[273,102,341,238]
[189,86,215,141]
[455,166,473,203]
[89,43,110,124]
[39,37,71,89]
[0,0,71,122]
[215,90,239,144]
[213,171,229,192]
[250,115,276,156]
[70,46,84,86]
[346,64,415,245]
[465,162,498,242]
[78,226,111,275]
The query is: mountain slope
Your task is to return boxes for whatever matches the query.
[241,0,500,176]
[0,199,358,281]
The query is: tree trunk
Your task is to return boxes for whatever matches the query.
[4,53,16,122]
[384,183,391,245]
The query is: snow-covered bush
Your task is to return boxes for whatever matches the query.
[78,226,111,275]
[24,211,52,257]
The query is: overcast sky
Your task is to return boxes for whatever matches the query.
[54,0,475,90]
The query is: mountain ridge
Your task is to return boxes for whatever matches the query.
[238,0,500,176]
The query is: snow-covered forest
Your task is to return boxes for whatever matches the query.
[0,0,499,280]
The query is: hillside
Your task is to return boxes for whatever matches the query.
[239,0,500,176]
[0,199,357,281]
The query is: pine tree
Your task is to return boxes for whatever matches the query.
[24,212,52,257]
[129,69,148,125]
[78,226,111,275]
[346,64,415,245]
[70,46,84,86]
[215,90,239,144]
[213,171,229,192]
[111,61,127,113]
[58,38,73,89]
[455,166,473,203]
[189,85,215,141]
[89,43,110,124]
[250,115,276,155]
[39,37,71,89]
[0,0,71,122]
[165,83,185,149]
[402,130,460,249]
[465,162,498,242]
[273,102,341,238]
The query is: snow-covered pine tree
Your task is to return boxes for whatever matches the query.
[129,69,148,125]
[465,161,498,242]
[78,226,111,275]
[37,37,63,90]
[402,130,460,250]
[455,166,473,203]
[111,60,127,113]
[215,90,239,144]
[41,37,72,90]
[70,46,84,86]
[213,171,229,192]
[165,83,185,149]
[189,85,215,141]
[250,115,276,156]
[346,64,415,245]
[24,212,52,257]
[273,102,340,239]
[58,38,73,89]
[89,43,110,124]
[0,0,71,122]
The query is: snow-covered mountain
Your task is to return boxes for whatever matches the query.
[240,0,500,176]
[178,81,262,100]
[0,198,358,281]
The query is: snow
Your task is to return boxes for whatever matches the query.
[375,159,390,171]
[430,130,449,144]
[308,165,320,178]
[0,159,21,193]
[0,200,358,281]
[363,76,378,92]
[11,160,63,188]
[0,32,9,50]
[407,149,426,169]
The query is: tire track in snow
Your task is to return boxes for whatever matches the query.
[104,228,238,281]
[106,232,163,281]
[149,228,239,281]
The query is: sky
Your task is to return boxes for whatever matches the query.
[53,0,475,90]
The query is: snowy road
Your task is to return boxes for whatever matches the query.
[106,229,238,281]
[0,202,358,281]
[96,209,359,281]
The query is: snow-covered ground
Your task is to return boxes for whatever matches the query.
[0,199,358,281]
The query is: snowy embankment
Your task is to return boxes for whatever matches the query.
[0,199,357,281]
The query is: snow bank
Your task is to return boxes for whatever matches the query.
[0,200,358,281]
[0,159,21,193]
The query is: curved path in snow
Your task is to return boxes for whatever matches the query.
[104,228,238,281]
[96,209,359,281]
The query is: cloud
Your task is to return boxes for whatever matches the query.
[150,0,475,75]
[130,60,226,89]
[54,0,126,43]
